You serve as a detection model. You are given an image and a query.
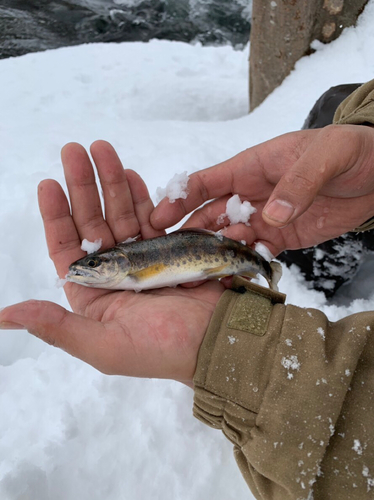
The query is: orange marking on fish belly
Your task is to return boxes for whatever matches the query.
[130,263,168,281]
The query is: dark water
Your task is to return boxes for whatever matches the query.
[0,0,251,60]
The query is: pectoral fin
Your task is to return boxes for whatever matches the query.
[240,270,258,280]
[203,264,229,279]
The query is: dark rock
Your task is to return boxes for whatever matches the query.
[0,0,251,60]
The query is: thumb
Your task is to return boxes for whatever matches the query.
[0,300,107,368]
[262,153,340,228]
[262,169,322,227]
[261,125,362,227]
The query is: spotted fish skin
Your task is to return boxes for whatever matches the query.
[66,228,282,291]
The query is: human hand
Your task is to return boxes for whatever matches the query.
[151,125,374,256]
[0,141,225,386]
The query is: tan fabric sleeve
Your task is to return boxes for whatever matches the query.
[333,79,374,232]
[193,276,374,500]
[333,79,374,126]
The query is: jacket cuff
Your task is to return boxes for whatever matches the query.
[193,277,286,443]
[193,276,373,498]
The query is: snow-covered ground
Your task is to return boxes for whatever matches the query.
[1,2,374,499]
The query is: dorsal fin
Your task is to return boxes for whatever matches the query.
[170,227,219,237]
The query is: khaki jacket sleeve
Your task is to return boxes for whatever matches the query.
[193,277,374,500]
[333,79,374,126]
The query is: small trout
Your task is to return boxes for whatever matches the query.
[66,229,282,291]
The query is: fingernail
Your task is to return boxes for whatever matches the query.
[264,199,295,224]
[0,321,26,330]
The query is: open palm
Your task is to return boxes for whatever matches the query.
[0,141,224,385]
[151,125,374,257]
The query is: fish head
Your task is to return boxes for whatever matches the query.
[66,249,131,288]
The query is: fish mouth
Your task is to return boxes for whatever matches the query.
[67,267,102,283]
[67,267,98,278]
[66,266,116,285]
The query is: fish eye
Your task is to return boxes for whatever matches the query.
[87,257,101,268]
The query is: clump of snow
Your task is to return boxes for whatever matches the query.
[316,378,328,385]
[228,335,238,345]
[281,355,301,371]
[122,236,139,244]
[255,242,274,262]
[81,238,102,253]
[281,355,301,380]
[317,327,325,340]
[56,277,68,288]
[362,466,374,491]
[353,439,363,455]
[217,195,257,226]
[156,171,189,203]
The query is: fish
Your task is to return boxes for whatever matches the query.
[66,228,282,292]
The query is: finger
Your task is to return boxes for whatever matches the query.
[151,154,242,230]
[221,224,257,247]
[125,169,166,239]
[90,141,142,242]
[262,126,356,227]
[61,143,115,248]
[182,196,233,230]
[38,179,109,313]
[0,300,113,374]
[38,179,83,277]
[186,198,285,256]
[182,196,263,246]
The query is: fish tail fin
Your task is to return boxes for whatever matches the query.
[269,261,282,291]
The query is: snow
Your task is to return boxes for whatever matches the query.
[281,355,301,373]
[255,242,274,262]
[217,194,257,225]
[123,235,139,243]
[81,238,103,253]
[1,2,374,498]
[56,277,68,288]
[317,327,326,340]
[228,335,238,345]
[156,171,190,203]
[353,439,363,455]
